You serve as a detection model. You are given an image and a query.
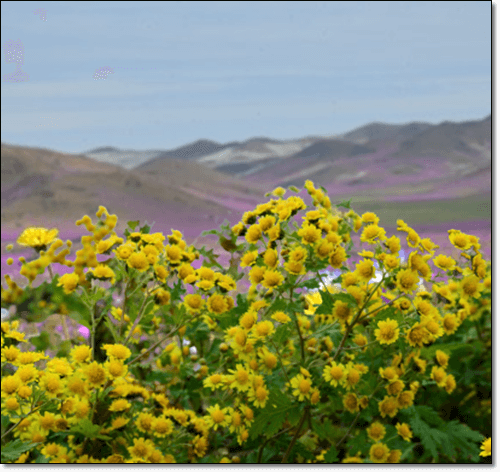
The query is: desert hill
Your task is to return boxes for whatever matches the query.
[1,142,264,245]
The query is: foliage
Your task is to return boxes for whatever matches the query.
[0,180,491,464]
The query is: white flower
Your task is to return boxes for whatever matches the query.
[1,308,10,321]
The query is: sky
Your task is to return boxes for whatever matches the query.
[0,1,492,155]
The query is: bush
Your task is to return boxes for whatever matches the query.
[1,180,491,463]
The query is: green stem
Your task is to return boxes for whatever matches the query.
[281,406,310,463]
[269,338,291,386]
[257,424,296,463]
[335,381,383,449]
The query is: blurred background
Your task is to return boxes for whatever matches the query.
[1,1,492,289]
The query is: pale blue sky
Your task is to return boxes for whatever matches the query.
[0,1,491,154]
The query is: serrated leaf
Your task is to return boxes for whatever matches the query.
[1,439,39,462]
[249,391,294,440]
[407,405,483,462]
[298,278,322,290]
[273,324,292,345]
[127,220,140,230]
[323,445,339,463]
[68,418,103,439]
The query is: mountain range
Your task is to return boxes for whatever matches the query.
[1,114,491,288]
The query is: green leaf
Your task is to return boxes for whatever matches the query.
[196,246,224,270]
[127,220,140,230]
[336,199,352,210]
[1,439,39,462]
[297,278,322,291]
[323,445,339,463]
[249,390,294,440]
[420,342,474,361]
[273,324,293,346]
[67,418,110,440]
[407,405,483,462]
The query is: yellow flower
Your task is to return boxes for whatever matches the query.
[433,254,457,271]
[227,364,253,392]
[283,259,306,275]
[360,225,386,244]
[444,374,456,394]
[184,294,204,313]
[152,416,174,438]
[342,454,364,463]
[396,390,415,409]
[207,293,229,314]
[323,361,346,387]
[17,227,59,252]
[203,373,226,391]
[374,318,400,345]
[406,322,430,348]
[367,422,386,442]
[205,404,231,431]
[127,437,156,462]
[240,250,259,268]
[289,245,308,262]
[108,399,132,412]
[459,274,483,300]
[46,357,73,377]
[271,311,291,323]
[57,272,80,294]
[378,396,399,418]
[104,359,128,379]
[448,230,472,251]
[15,364,38,383]
[110,416,130,430]
[102,344,132,361]
[248,384,269,408]
[298,223,322,245]
[386,379,405,396]
[430,365,447,387]
[369,443,390,463]
[70,345,92,364]
[289,374,312,401]
[261,269,284,292]
[262,248,279,269]
[257,348,278,372]
[39,373,64,398]
[344,364,361,390]
[239,311,257,330]
[82,361,107,387]
[88,264,116,285]
[41,443,66,459]
[37,411,57,431]
[343,392,360,413]
[249,265,266,285]
[435,350,449,368]
[252,320,275,338]
[386,449,402,463]
[479,437,491,457]
[395,422,413,442]
[395,268,420,294]
[245,224,262,244]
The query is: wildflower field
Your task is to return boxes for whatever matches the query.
[1,180,492,463]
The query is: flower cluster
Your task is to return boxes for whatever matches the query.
[1,180,491,463]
